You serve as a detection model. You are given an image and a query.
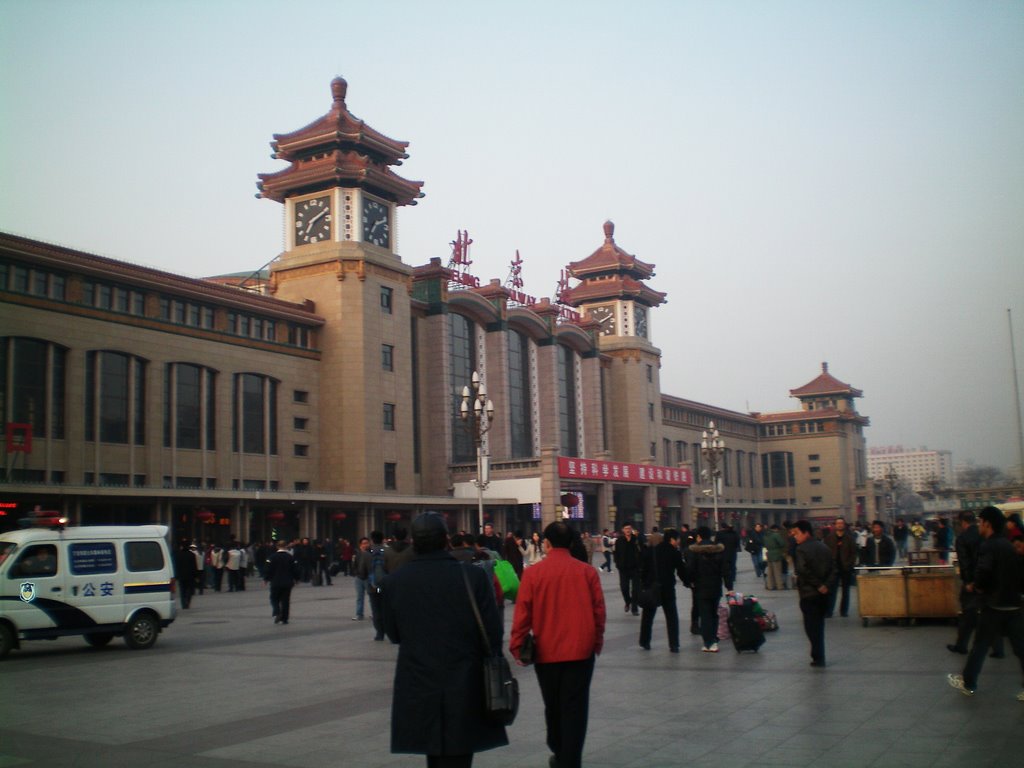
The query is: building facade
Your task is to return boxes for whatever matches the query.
[868,445,955,492]
[1,77,872,542]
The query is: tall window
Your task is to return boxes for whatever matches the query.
[164,364,216,449]
[85,351,145,444]
[557,345,578,457]
[0,337,67,440]
[449,313,475,462]
[736,449,745,487]
[762,451,795,488]
[233,373,278,455]
[508,330,532,457]
[383,403,396,431]
[381,344,394,372]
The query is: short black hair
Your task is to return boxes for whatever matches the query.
[958,510,976,523]
[662,528,680,543]
[450,533,466,547]
[543,521,573,549]
[978,506,1006,533]
[695,526,712,541]
[370,530,384,545]
[392,526,408,541]
[791,520,813,535]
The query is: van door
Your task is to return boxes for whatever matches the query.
[2,543,66,636]
[65,539,124,627]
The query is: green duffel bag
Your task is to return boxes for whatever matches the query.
[494,558,520,600]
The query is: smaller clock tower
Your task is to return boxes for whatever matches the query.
[561,221,667,464]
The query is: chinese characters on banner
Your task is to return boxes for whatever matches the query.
[558,457,692,486]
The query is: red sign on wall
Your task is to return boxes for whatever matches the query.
[558,457,691,486]
[5,423,32,454]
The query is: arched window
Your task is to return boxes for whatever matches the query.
[557,345,578,457]
[232,373,278,455]
[164,363,216,449]
[449,313,475,462]
[85,351,145,444]
[0,337,66,440]
[508,330,532,458]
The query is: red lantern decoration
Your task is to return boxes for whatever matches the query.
[386,512,402,521]
[196,509,216,523]
[331,512,347,521]
[267,510,285,522]
[560,493,579,508]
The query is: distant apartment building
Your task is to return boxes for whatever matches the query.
[868,446,955,491]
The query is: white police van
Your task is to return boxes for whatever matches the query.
[0,523,177,658]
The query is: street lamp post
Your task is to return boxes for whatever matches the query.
[701,421,725,531]
[884,464,900,529]
[460,371,495,535]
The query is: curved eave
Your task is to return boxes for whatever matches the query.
[507,308,551,341]
[562,277,666,308]
[554,324,594,354]
[270,109,410,165]
[448,291,501,327]
[258,151,424,205]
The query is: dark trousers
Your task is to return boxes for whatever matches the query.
[270,584,293,622]
[177,577,194,609]
[800,593,828,663]
[368,587,384,639]
[640,589,679,649]
[954,592,1005,655]
[696,597,719,648]
[962,607,1024,690]
[534,656,595,768]
[618,569,640,611]
[689,588,699,632]
[826,568,854,617]
[601,552,613,571]
[426,756,472,768]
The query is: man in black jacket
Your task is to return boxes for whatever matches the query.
[948,507,1024,698]
[860,521,896,567]
[613,524,642,615]
[823,517,858,618]
[948,510,1004,657]
[638,529,689,652]
[264,539,297,625]
[791,520,834,667]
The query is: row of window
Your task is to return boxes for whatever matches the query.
[1,257,316,349]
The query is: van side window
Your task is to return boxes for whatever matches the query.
[12,545,58,578]
[126,541,165,572]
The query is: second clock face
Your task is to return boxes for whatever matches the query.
[362,198,390,248]
[634,306,648,338]
[589,305,615,336]
[294,196,332,245]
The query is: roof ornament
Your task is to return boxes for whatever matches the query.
[604,220,615,244]
[822,362,829,373]
[330,76,348,106]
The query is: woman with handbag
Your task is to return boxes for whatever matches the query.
[638,530,688,652]
[382,513,509,767]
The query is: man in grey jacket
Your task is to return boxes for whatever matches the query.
[791,520,834,668]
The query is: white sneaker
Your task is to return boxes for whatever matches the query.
[947,674,974,696]
[709,643,719,653]
[1016,690,1024,702]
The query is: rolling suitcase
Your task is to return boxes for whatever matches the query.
[727,598,765,652]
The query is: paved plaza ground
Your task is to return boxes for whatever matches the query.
[1,555,1021,768]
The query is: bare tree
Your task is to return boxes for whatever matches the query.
[957,465,1008,488]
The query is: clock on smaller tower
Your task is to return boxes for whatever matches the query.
[588,304,616,336]
[634,305,648,339]
[294,195,332,245]
[362,196,391,249]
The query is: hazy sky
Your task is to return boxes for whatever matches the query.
[2,1,1022,475]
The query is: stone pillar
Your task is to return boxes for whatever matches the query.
[540,445,562,527]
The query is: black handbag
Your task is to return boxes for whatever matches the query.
[461,566,519,726]
[519,632,536,666]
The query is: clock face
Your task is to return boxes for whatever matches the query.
[294,196,332,245]
[634,306,648,338]
[589,305,615,336]
[362,198,390,248]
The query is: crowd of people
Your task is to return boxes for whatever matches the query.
[168,507,1023,766]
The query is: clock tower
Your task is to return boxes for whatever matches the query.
[256,77,424,495]
[562,221,667,463]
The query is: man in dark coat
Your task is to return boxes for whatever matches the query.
[264,539,297,625]
[383,512,508,767]
[714,524,740,585]
[860,521,896,567]
[638,529,689,652]
[791,520,834,667]
[823,517,858,618]
[173,542,197,609]
[686,526,733,652]
[613,523,642,615]
[948,506,1024,697]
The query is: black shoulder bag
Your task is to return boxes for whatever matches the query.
[461,565,519,726]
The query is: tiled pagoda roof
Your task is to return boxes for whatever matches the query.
[562,221,667,308]
[789,362,863,399]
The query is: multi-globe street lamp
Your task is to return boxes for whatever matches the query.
[701,421,725,531]
[460,371,495,535]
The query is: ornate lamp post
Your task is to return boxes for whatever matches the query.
[460,371,495,534]
[701,421,725,531]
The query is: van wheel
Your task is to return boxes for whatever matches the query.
[124,614,159,650]
[0,624,13,659]
[85,633,114,648]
